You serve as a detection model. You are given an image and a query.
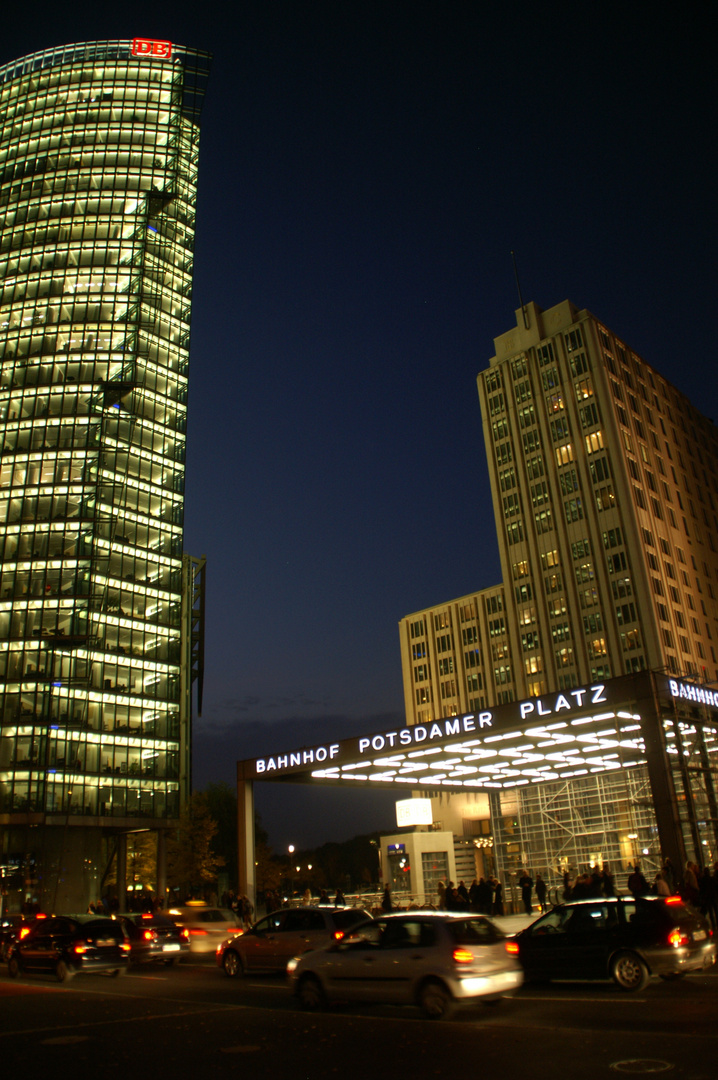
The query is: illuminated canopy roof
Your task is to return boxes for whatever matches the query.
[237,672,716,791]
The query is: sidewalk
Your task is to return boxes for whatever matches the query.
[492,912,538,935]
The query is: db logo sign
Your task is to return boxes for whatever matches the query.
[131,38,172,59]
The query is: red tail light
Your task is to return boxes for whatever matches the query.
[120,942,131,952]
[452,947,474,964]
[505,940,520,955]
[181,928,190,940]
[665,896,684,906]
[74,944,87,954]
[333,930,345,941]
[668,928,689,947]
[19,927,31,940]
[142,930,157,941]
[188,928,209,936]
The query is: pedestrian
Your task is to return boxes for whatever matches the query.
[436,880,446,910]
[535,873,547,913]
[601,864,615,897]
[491,876,504,917]
[518,869,534,916]
[381,884,393,912]
[627,863,649,898]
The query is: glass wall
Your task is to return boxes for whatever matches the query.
[0,41,210,837]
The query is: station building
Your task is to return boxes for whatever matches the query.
[236,301,718,907]
[0,39,209,913]
[395,300,718,894]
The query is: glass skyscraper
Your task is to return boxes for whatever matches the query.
[0,39,210,911]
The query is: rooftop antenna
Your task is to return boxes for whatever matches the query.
[511,250,530,329]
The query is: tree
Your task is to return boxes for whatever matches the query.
[166,792,225,899]
[201,781,238,887]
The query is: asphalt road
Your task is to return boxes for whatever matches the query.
[1,955,716,1079]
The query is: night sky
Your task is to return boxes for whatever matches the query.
[3,2,716,851]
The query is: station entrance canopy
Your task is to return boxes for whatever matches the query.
[236,671,718,903]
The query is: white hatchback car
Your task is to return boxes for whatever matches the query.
[167,904,242,954]
[287,911,523,1019]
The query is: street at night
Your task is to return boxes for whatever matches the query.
[1,953,716,1079]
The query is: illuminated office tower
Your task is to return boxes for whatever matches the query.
[0,39,209,910]
[401,299,718,724]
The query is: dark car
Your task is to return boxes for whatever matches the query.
[0,912,49,960]
[513,895,715,991]
[7,914,130,982]
[117,913,190,965]
[217,906,372,976]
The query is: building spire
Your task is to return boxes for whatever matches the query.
[511,250,530,329]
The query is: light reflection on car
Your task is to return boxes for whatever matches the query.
[287,911,523,1019]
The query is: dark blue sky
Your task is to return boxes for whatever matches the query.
[4,2,717,850]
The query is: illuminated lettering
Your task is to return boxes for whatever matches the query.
[537,699,551,716]
[131,38,172,59]
[302,750,314,764]
[591,683,607,704]
[372,735,385,751]
[290,753,301,767]
[330,744,340,759]
[570,689,587,706]
[277,756,288,769]
[400,730,412,746]
[444,718,460,736]
[266,758,276,771]
[359,738,370,754]
[256,760,265,773]
[478,712,493,728]
[385,732,398,746]
[429,723,443,740]
[462,716,476,733]
[316,747,327,761]
[414,726,427,742]
[520,702,534,720]
[554,694,571,711]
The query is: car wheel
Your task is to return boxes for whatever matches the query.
[610,951,650,992]
[659,971,686,981]
[55,960,74,983]
[419,979,454,1020]
[222,949,244,978]
[297,974,325,1011]
[8,956,21,978]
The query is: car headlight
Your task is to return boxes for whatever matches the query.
[286,956,300,975]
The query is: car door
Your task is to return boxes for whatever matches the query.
[279,909,328,963]
[239,912,286,971]
[552,903,620,978]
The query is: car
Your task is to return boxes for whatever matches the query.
[0,912,51,960]
[7,914,130,982]
[512,895,716,991]
[167,904,242,954]
[217,906,372,976]
[286,911,524,1019]
[117,912,190,965]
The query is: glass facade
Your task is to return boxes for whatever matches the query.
[0,40,210,904]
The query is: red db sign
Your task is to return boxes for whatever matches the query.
[131,38,172,59]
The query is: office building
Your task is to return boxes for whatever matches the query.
[0,39,210,912]
[398,300,718,890]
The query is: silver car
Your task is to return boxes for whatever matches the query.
[287,911,523,1019]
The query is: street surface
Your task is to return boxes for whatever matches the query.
[1,940,715,1079]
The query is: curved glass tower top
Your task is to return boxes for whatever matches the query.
[0,39,210,840]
